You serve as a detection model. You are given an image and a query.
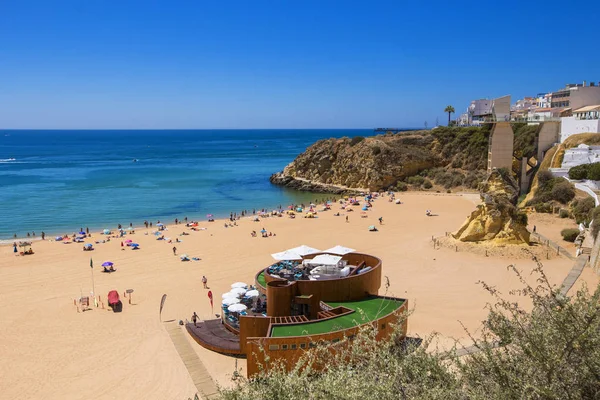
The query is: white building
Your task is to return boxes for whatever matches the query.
[560,105,600,142]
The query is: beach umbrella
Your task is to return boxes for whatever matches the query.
[310,203,316,207]
[102,261,113,267]
[271,250,302,261]
[362,206,368,211]
[245,290,260,298]
[324,245,356,255]
[127,226,134,231]
[55,236,63,241]
[154,231,162,236]
[125,239,133,243]
[222,292,239,299]
[288,205,294,209]
[222,297,240,306]
[131,243,139,247]
[84,243,93,248]
[79,231,86,235]
[260,228,267,233]
[228,303,247,313]
[296,207,303,212]
[231,282,248,289]
[206,214,213,219]
[230,287,247,296]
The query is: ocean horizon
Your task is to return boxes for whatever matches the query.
[0,129,402,242]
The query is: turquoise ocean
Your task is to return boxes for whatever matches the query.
[0,129,374,241]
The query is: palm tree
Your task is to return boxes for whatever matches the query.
[444,105,455,126]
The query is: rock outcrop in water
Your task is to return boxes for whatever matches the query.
[270,127,493,192]
[270,134,437,192]
[453,169,530,245]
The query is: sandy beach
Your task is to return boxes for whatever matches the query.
[1,192,598,400]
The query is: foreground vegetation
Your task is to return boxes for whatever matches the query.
[221,261,600,399]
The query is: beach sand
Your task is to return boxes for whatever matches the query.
[1,192,597,399]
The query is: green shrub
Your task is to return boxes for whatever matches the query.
[406,176,425,186]
[350,136,365,146]
[560,228,580,242]
[588,163,600,180]
[371,146,381,155]
[534,203,553,213]
[550,180,575,204]
[396,182,408,191]
[423,179,433,189]
[568,164,589,180]
[571,197,596,223]
[559,209,570,218]
[537,170,554,186]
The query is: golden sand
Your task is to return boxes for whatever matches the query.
[1,192,597,399]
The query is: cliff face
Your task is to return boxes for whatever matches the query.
[453,169,530,245]
[270,127,490,193]
[279,135,435,191]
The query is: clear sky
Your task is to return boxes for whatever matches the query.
[1,0,598,129]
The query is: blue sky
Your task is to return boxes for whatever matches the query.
[1,0,598,129]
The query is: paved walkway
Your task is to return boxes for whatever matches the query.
[165,321,220,400]
[560,254,588,296]
[531,232,576,261]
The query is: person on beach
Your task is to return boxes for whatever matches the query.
[13,242,17,254]
[192,312,198,327]
[533,225,536,233]
[86,227,89,234]
[41,232,45,240]
[13,233,17,239]
[172,246,177,255]
[346,215,349,223]
[175,218,178,225]
[379,217,383,225]
[202,275,208,289]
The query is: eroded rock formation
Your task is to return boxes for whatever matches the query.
[453,169,530,245]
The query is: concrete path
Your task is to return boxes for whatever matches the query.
[560,254,588,296]
[165,321,220,400]
[532,232,576,261]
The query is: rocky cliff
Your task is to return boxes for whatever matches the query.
[453,169,530,245]
[270,127,490,192]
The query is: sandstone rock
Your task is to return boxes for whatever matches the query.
[453,169,530,245]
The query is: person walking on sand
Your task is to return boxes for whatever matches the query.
[379,217,383,225]
[192,312,198,327]
[533,225,536,233]
[202,275,208,289]
[173,246,177,256]
[346,215,349,223]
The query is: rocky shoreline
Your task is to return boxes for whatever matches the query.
[269,172,363,195]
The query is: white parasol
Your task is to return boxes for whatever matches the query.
[228,303,247,313]
[231,282,248,289]
[230,287,247,296]
[222,297,240,306]
[245,289,260,298]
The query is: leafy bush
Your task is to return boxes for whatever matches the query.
[396,182,408,192]
[559,208,570,218]
[567,162,600,180]
[560,228,580,242]
[571,197,596,224]
[406,176,425,186]
[568,164,589,180]
[550,180,575,204]
[423,179,432,189]
[371,146,381,155]
[350,136,365,146]
[534,202,553,213]
[589,163,600,180]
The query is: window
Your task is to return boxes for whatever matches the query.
[300,343,307,349]
[268,345,279,351]
[309,342,317,348]
[381,323,386,330]
[291,344,297,350]
[332,338,340,343]
[281,344,288,350]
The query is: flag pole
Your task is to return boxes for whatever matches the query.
[90,258,96,305]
